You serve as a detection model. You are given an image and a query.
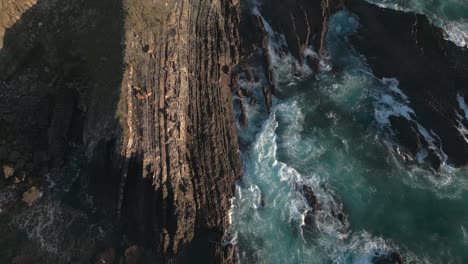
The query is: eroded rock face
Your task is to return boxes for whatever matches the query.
[347,0,468,169]
[260,0,344,62]
[235,0,344,125]
[0,0,242,262]
[110,0,242,260]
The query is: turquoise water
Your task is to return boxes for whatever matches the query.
[231,9,468,264]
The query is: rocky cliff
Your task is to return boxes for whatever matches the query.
[8,0,464,262]
[0,0,242,262]
[113,0,243,261]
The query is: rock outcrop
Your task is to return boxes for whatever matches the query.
[347,0,468,169]
[235,0,344,121]
[112,0,243,261]
[259,0,344,62]
[297,182,350,239]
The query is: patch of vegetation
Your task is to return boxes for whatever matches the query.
[124,0,169,34]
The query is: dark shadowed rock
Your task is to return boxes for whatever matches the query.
[301,184,320,211]
[0,146,7,160]
[8,151,21,163]
[297,182,350,238]
[347,0,468,169]
[259,0,344,62]
[124,246,141,264]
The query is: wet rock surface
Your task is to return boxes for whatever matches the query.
[260,0,343,62]
[235,0,345,126]
[297,182,350,239]
[347,0,468,169]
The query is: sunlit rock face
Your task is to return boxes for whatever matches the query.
[0,0,38,48]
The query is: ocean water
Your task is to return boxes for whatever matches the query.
[231,8,468,264]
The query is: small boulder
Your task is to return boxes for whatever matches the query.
[3,164,14,179]
[22,186,42,206]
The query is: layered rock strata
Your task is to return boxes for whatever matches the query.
[114,0,243,261]
[0,0,242,262]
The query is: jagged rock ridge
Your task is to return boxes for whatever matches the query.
[112,0,243,261]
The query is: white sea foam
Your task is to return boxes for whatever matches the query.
[462,225,468,245]
[455,112,468,144]
[456,93,468,120]
[0,185,19,211]
[372,77,453,168]
[442,20,468,48]
[373,78,415,126]
[14,198,106,261]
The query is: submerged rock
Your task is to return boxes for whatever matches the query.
[301,184,320,211]
[297,183,350,238]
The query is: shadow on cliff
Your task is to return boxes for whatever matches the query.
[86,139,234,263]
[0,0,130,262]
[0,0,125,164]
